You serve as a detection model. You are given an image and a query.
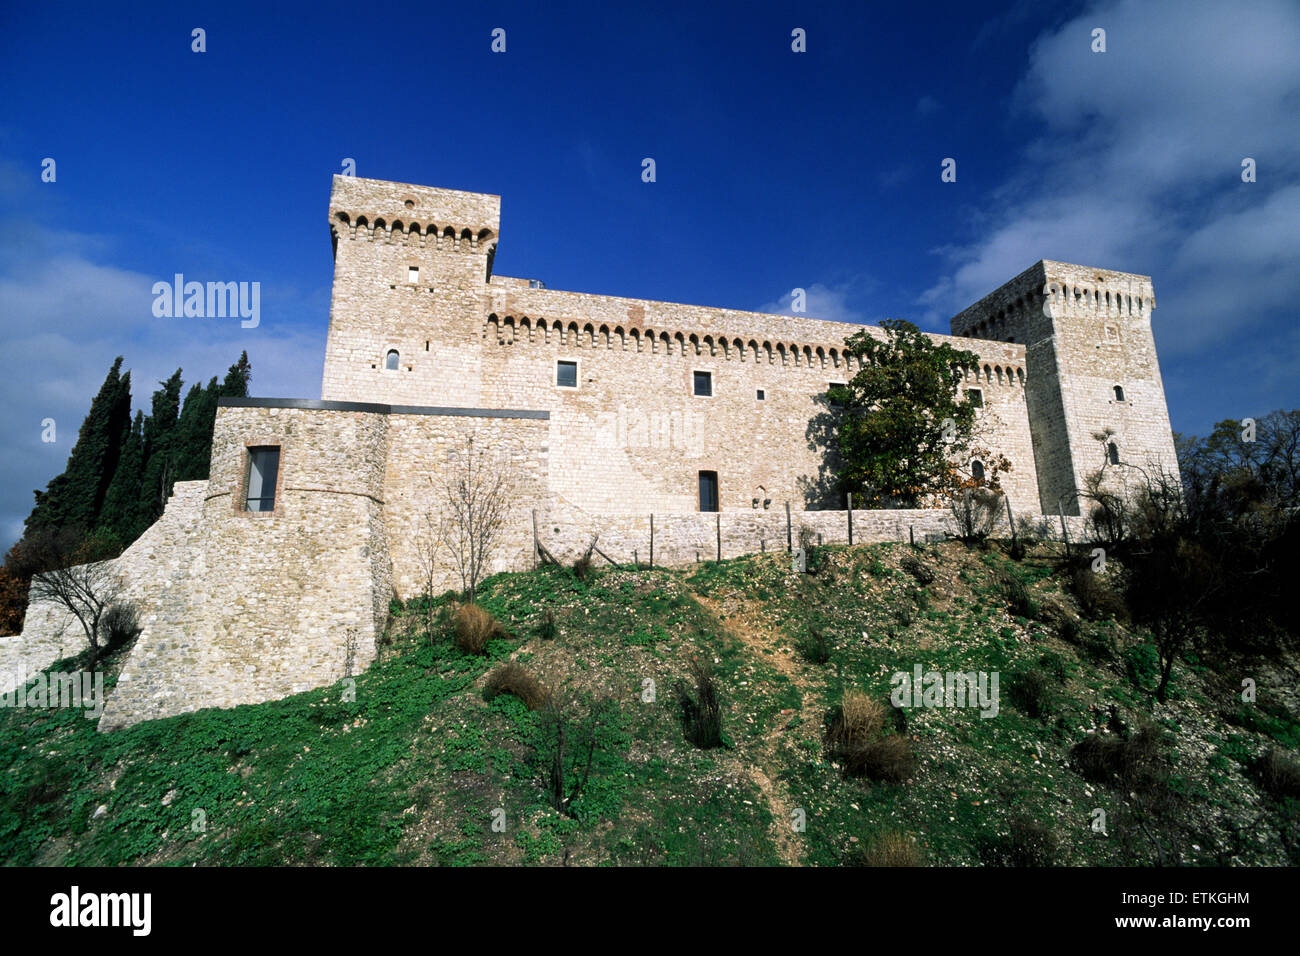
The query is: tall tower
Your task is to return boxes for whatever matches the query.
[322,176,500,406]
[950,260,1180,515]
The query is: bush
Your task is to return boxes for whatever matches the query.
[798,625,832,664]
[572,552,594,581]
[1056,614,1081,646]
[1002,574,1039,619]
[826,692,912,782]
[1255,747,1300,800]
[841,734,914,782]
[827,691,888,752]
[901,553,935,585]
[483,662,550,710]
[976,815,1058,866]
[453,603,502,655]
[537,609,557,641]
[1008,667,1054,719]
[101,602,141,651]
[675,659,725,749]
[847,829,922,866]
[1070,565,1127,622]
[1124,643,1161,693]
[1070,722,1168,793]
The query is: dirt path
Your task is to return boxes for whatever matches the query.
[691,591,821,867]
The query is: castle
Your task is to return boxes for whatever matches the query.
[2,175,1180,730]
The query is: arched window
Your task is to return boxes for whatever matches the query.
[971,459,986,481]
[1107,442,1120,465]
[1113,384,1125,402]
[385,349,399,370]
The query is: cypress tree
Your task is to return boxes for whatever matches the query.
[99,410,146,545]
[138,369,184,523]
[24,357,132,536]
[220,350,252,398]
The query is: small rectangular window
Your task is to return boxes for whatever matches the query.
[693,370,713,396]
[828,382,847,409]
[699,471,719,513]
[756,389,765,401]
[408,266,419,283]
[556,360,578,388]
[245,446,280,512]
[968,388,984,408]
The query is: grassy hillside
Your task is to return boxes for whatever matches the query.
[3,539,1298,866]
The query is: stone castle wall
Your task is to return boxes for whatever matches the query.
[321,176,1042,513]
[4,176,1178,733]
[952,260,1179,513]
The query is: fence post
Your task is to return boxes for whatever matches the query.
[847,492,853,545]
[909,525,915,548]
[649,513,655,569]
[785,501,792,552]
[532,509,539,570]
[716,512,722,564]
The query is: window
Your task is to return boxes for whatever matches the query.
[556,360,578,388]
[1113,385,1125,402]
[528,279,546,289]
[756,389,765,401]
[698,471,719,512]
[244,447,280,512]
[1107,442,1120,466]
[693,370,713,397]
[407,266,419,283]
[968,388,983,408]
[385,349,399,370]
[828,382,847,409]
[971,459,986,481]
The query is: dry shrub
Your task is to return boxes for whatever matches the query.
[1070,722,1167,793]
[826,692,913,783]
[1070,565,1128,622]
[828,691,888,752]
[483,661,550,710]
[454,602,502,655]
[846,829,922,866]
[900,553,935,585]
[865,829,922,866]
[675,659,725,749]
[572,552,594,581]
[1256,747,1300,800]
[842,734,914,782]
[977,815,1059,867]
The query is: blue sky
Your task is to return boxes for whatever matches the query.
[1,0,1297,550]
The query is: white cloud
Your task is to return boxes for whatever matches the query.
[919,0,1300,359]
[755,281,872,325]
[0,235,327,551]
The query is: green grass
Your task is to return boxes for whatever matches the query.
[2,540,1296,866]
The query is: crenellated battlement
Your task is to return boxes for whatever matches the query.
[483,311,1029,389]
[328,175,500,259]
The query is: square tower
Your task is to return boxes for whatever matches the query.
[322,176,500,406]
[951,261,1180,515]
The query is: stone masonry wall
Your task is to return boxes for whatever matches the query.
[101,405,393,730]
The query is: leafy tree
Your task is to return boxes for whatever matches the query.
[834,319,982,506]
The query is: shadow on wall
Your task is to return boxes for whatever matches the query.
[801,397,844,510]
